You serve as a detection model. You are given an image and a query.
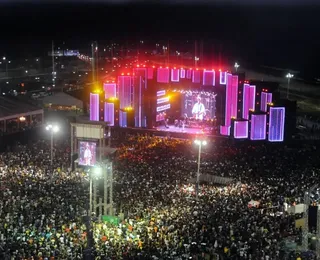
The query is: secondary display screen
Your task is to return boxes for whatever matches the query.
[78,141,97,166]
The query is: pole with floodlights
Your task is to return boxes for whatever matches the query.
[194,139,207,199]
[45,124,60,166]
[234,62,240,72]
[286,73,294,99]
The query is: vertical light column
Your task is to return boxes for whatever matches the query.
[186,69,192,79]
[243,84,256,119]
[147,67,153,79]
[118,76,132,109]
[104,103,114,126]
[103,83,116,99]
[203,70,215,86]
[268,107,285,142]
[119,111,127,127]
[261,92,273,112]
[250,114,267,140]
[220,71,227,85]
[231,75,239,119]
[224,73,233,127]
[90,93,99,121]
[180,68,186,78]
[171,68,180,82]
[192,69,201,83]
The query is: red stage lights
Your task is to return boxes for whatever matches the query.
[121,73,124,76]
[137,65,140,67]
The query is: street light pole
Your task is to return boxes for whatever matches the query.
[194,139,207,199]
[196,142,202,199]
[46,124,59,167]
[286,73,294,99]
[50,130,53,166]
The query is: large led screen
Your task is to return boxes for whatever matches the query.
[78,141,97,166]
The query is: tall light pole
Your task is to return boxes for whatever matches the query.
[286,73,294,99]
[45,124,59,166]
[194,139,207,199]
[234,62,240,72]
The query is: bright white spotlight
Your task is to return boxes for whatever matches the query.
[202,141,207,146]
[93,167,102,176]
[194,140,200,145]
[52,126,59,133]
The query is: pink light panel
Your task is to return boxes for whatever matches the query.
[268,107,285,142]
[103,83,116,99]
[157,68,170,83]
[180,68,186,78]
[234,121,249,139]
[119,111,127,127]
[90,93,99,121]
[186,69,192,79]
[220,125,230,136]
[250,114,267,140]
[220,71,227,85]
[104,103,114,126]
[225,73,233,127]
[260,92,273,112]
[192,70,201,83]
[118,76,132,109]
[242,84,256,119]
[203,70,215,86]
[171,68,180,82]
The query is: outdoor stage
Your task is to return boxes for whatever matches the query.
[156,125,212,135]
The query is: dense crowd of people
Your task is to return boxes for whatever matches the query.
[0,133,319,259]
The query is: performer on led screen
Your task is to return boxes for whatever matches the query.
[84,143,92,166]
[192,96,206,120]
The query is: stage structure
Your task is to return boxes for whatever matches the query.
[70,122,114,216]
[89,65,287,142]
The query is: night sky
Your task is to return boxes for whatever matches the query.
[1,1,320,78]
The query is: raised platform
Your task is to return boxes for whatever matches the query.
[156,125,212,135]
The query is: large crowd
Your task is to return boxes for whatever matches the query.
[0,133,320,259]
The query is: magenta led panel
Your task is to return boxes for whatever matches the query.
[192,70,201,83]
[260,92,273,112]
[268,107,285,142]
[171,68,180,82]
[186,69,192,79]
[203,70,215,86]
[103,83,116,99]
[234,121,249,139]
[220,125,231,136]
[104,103,114,126]
[224,73,233,127]
[157,68,170,83]
[89,93,99,121]
[231,75,239,119]
[118,76,132,109]
[180,68,186,78]
[119,111,127,127]
[250,114,267,140]
[242,84,256,119]
[147,68,153,79]
[220,71,227,85]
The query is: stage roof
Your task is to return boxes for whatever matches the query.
[0,97,43,121]
[42,92,83,109]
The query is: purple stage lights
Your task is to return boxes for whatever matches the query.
[118,76,132,109]
[242,84,256,120]
[192,70,201,83]
[225,73,233,127]
[220,71,227,85]
[171,68,180,82]
[234,121,248,139]
[186,69,192,79]
[119,111,127,127]
[220,125,231,136]
[89,93,99,121]
[203,70,215,86]
[268,107,285,142]
[104,103,114,126]
[157,68,170,83]
[103,83,116,99]
[260,92,273,112]
[180,68,186,78]
[250,114,267,140]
